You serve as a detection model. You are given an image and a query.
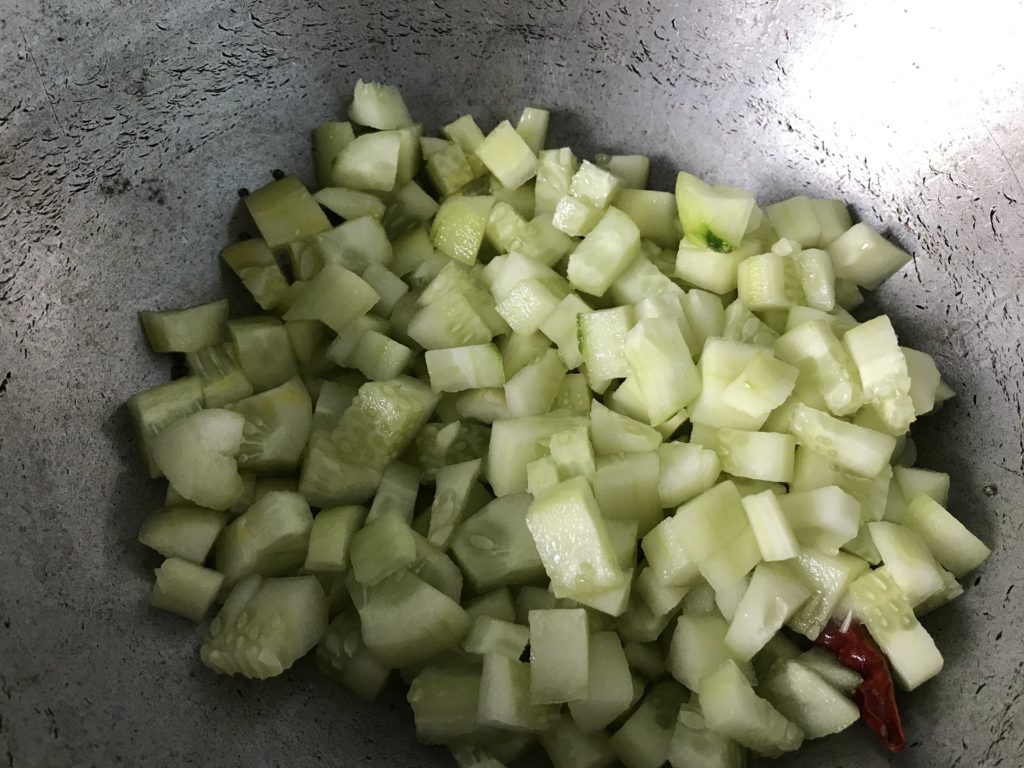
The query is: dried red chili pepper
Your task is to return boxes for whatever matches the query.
[816,619,906,752]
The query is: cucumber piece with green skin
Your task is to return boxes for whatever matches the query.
[230,376,312,473]
[527,476,625,594]
[216,491,313,588]
[317,608,391,701]
[429,459,485,549]
[303,505,367,573]
[699,659,803,756]
[141,300,229,355]
[578,305,635,382]
[590,399,661,456]
[244,175,332,249]
[724,562,811,661]
[313,121,355,187]
[568,631,634,733]
[478,654,560,733]
[541,717,617,768]
[903,494,990,577]
[202,575,328,679]
[138,505,227,564]
[529,608,590,704]
[761,659,859,739]
[152,409,247,511]
[675,172,755,252]
[568,206,642,297]
[407,664,484,744]
[593,451,662,537]
[668,701,746,768]
[349,569,470,668]
[463,616,530,659]
[847,568,944,690]
[149,557,224,622]
[450,494,545,592]
[609,680,688,768]
[826,222,911,289]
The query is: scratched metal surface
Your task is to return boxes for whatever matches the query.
[1,0,1022,766]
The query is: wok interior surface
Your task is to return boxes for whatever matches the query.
[1,1,1023,766]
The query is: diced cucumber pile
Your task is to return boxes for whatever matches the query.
[129,80,990,766]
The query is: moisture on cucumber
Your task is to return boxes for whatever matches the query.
[128,78,990,766]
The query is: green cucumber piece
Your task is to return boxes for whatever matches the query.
[568,207,641,297]
[593,451,662,537]
[505,349,566,417]
[526,476,624,594]
[348,79,413,129]
[349,569,470,668]
[202,574,328,678]
[141,300,228,355]
[332,130,403,192]
[478,654,560,733]
[367,461,419,524]
[741,490,799,562]
[847,568,943,690]
[552,194,603,236]
[428,458,485,549]
[568,631,634,732]
[609,680,687,768]
[303,505,367,573]
[571,160,622,209]
[230,376,312,472]
[668,702,745,768]
[313,121,355,187]
[450,494,545,591]
[657,442,721,509]
[797,647,862,693]
[152,409,246,511]
[244,175,331,249]
[476,120,538,190]
[826,222,911,289]
[431,194,495,265]
[515,107,549,154]
[699,659,803,756]
[724,562,811,661]
[221,238,290,311]
[789,403,896,477]
[487,413,587,496]
[761,659,858,739]
[535,147,579,216]
[216,491,313,588]
[675,172,755,252]
[903,494,990,577]
[465,588,517,624]
[463,615,530,659]
[786,545,871,637]
[317,608,391,700]
[596,153,649,190]
[138,505,227,564]
[149,557,224,622]
[313,186,386,221]
[425,344,505,393]
[529,608,590,704]
[698,526,762,594]
[590,400,661,457]
[541,717,616,768]
[668,613,753,692]
[350,511,418,586]
[407,663,484,743]
[228,317,300,393]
